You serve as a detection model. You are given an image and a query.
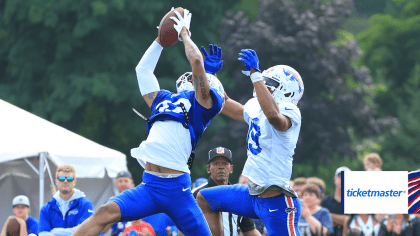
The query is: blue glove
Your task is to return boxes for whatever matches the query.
[238,49,261,76]
[200,44,224,75]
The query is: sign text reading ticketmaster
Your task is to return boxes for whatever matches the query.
[342,171,409,213]
[346,188,405,197]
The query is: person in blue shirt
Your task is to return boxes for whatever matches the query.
[38,165,98,236]
[1,195,38,236]
[72,7,225,236]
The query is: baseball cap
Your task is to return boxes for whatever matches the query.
[335,166,351,177]
[12,195,30,207]
[208,147,232,164]
[116,170,132,179]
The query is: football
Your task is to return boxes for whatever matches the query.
[158,7,184,48]
[7,218,21,236]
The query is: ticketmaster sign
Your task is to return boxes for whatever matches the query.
[342,171,420,214]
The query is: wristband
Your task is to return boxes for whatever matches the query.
[250,72,262,83]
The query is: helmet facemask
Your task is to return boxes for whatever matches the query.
[176,72,194,93]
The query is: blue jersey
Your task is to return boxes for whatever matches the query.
[147,89,224,150]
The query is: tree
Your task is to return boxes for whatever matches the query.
[357,0,420,170]
[194,0,395,182]
[0,0,237,183]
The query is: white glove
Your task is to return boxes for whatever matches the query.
[170,9,192,41]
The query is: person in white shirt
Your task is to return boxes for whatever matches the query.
[197,48,304,236]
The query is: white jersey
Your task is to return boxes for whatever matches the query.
[242,98,301,187]
[131,120,192,173]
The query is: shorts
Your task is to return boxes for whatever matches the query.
[108,172,211,236]
[199,184,301,236]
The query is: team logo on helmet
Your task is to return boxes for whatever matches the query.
[283,69,302,93]
[254,65,304,105]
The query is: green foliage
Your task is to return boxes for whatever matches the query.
[232,0,259,20]
[0,0,238,184]
[356,0,420,171]
[331,29,355,47]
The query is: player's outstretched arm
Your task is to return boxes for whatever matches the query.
[221,92,245,122]
[171,10,212,108]
[200,44,244,121]
[135,37,163,108]
[181,30,211,108]
[239,50,292,131]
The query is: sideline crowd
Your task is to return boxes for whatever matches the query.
[2,152,419,236]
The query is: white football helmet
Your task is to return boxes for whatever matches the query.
[176,72,225,111]
[176,72,194,93]
[253,65,304,105]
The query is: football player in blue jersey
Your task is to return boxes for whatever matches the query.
[72,8,225,236]
[197,48,305,236]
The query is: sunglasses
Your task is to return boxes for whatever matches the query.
[57,176,75,182]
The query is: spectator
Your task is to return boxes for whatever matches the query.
[122,219,154,236]
[104,171,176,236]
[238,175,248,185]
[321,166,351,236]
[364,158,387,223]
[1,195,38,236]
[344,214,379,236]
[103,171,135,236]
[377,214,420,236]
[293,177,307,198]
[115,171,135,193]
[298,184,333,236]
[192,147,261,236]
[363,153,383,171]
[38,164,97,236]
[307,177,326,198]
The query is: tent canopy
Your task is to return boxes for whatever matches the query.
[0,99,127,223]
[0,99,127,178]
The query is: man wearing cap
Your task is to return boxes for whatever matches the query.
[103,170,178,236]
[38,164,98,236]
[114,171,135,194]
[103,171,135,236]
[192,147,261,236]
[320,166,351,236]
[1,195,38,236]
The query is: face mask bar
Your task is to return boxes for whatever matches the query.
[263,76,282,92]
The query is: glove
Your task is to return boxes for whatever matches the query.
[238,49,261,76]
[170,9,192,41]
[200,44,224,74]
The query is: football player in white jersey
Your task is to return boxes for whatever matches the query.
[72,8,225,236]
[197,48,304,236]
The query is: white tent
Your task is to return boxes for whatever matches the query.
[0,99,127,223]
